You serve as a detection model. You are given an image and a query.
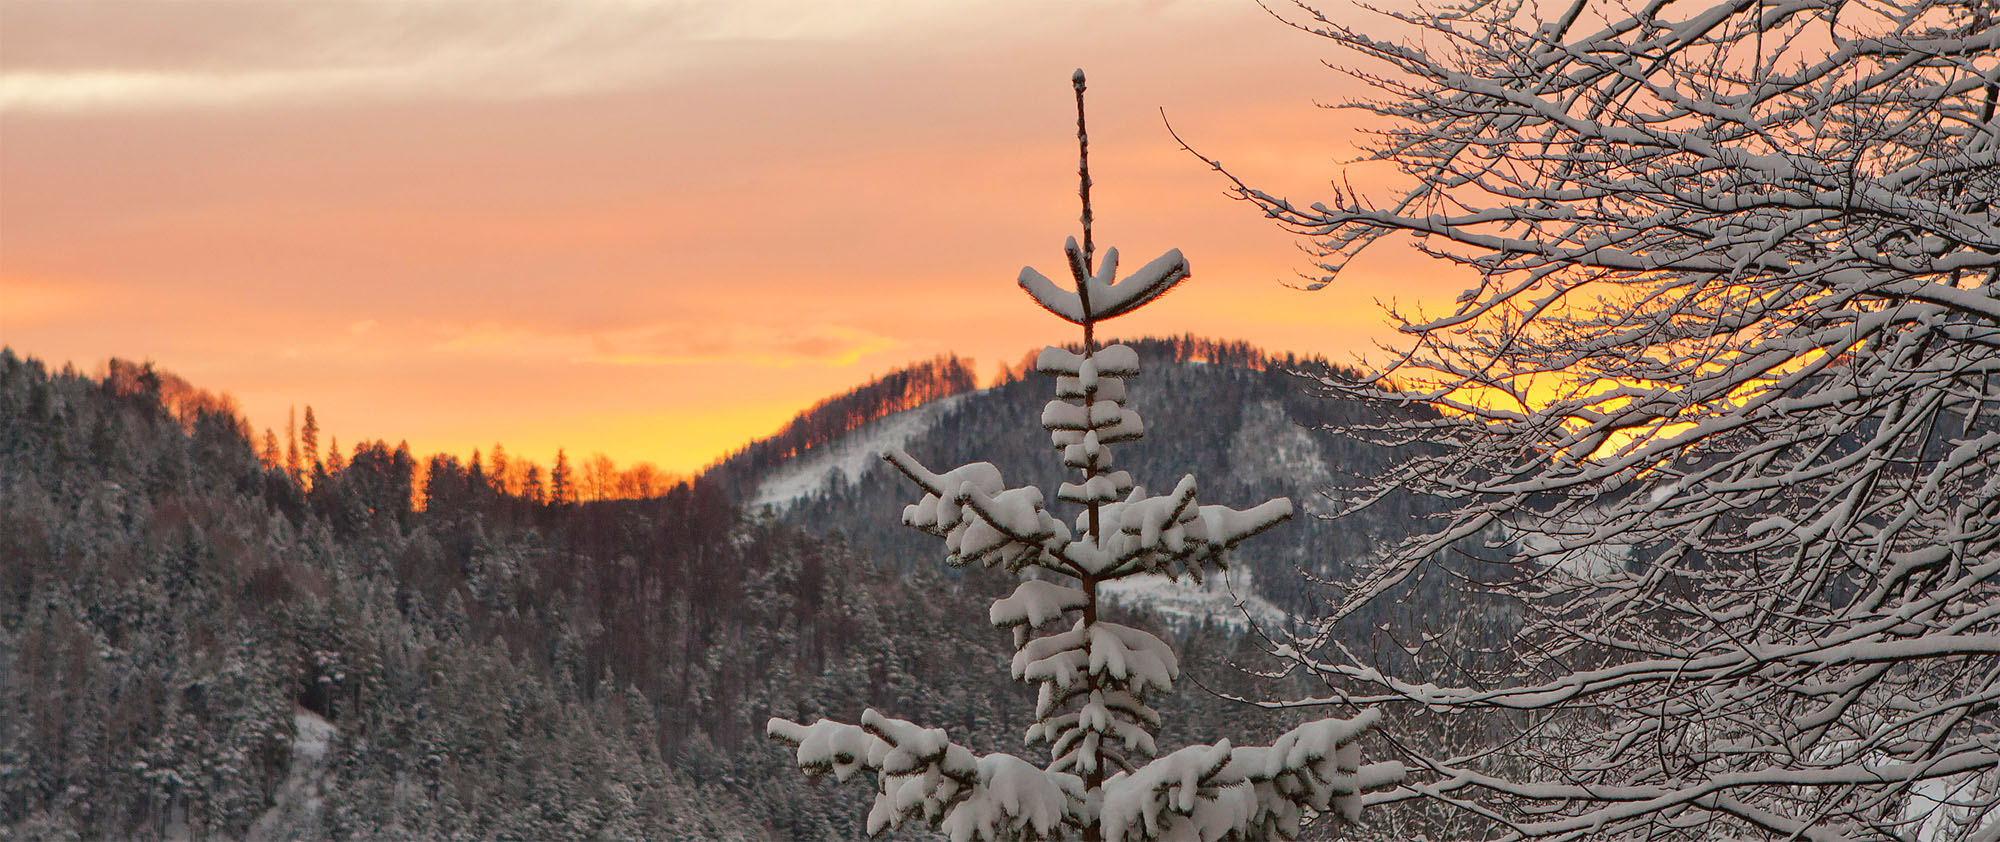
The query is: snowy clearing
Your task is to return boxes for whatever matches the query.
[247,708,337,842]
[1099,567,1288,633]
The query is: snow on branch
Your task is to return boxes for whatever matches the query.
[1019,240,1191,326]
[1200,0,2000,837]
[1098,712,1406,842]
[887,449,1073,572]
[767,711,1081,841]
[991,580,1088,631]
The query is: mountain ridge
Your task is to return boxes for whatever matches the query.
[703,334,1361,502]
[698,336,1487,647]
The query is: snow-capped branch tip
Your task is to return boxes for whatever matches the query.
[1019,248,1190,326]
[1037,344,1140,377]
[991,580,1089,630]
[1200,498,1293,549]
[882,447,947,497]
[770,713,1090,842]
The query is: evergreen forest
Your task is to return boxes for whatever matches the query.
[0,346,1388,840]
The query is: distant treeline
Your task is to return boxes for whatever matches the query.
[209,381,682,512]
[701,338,1374,502]
[104,357,251,439]
[992,334,1359,383]
[209,338,1350,516]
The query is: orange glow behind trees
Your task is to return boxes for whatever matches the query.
[0,1,1479,476]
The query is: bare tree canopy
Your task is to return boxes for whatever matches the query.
[1201,0,2000,838]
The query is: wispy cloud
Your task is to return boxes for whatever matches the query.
[0,0,980,112]
[432,320,898,368]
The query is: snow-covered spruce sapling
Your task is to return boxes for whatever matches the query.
[767,70,1403,842]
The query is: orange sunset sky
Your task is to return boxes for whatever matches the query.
[1,0,1469,475]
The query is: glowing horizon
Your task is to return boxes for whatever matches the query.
[0,0,1471,476]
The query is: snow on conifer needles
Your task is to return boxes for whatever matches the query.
[1018,242,1191,326]
[767,71,1403,842]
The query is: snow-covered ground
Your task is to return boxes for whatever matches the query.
[1098,566,1287,633]
[247,708,337,842]
[749,393,971,510]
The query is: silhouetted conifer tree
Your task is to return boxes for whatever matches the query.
[489,443,509,495]
[286,407,301,485]
[301,406,320,481]
[551,450,573,506]
[523,463,545,504]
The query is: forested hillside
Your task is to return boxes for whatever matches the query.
[0,350,968,838]
[711,337,1517,674]
[0,348,1350,840]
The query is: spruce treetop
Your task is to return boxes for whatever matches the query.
[767,70,1404,842]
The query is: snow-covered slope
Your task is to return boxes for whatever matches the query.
[748,393,970,510]
[247,709,337,842]
[1099,567,1289,633]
